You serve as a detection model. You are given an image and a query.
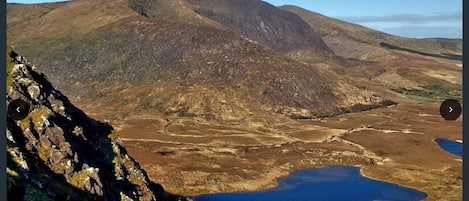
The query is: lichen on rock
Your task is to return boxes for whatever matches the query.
[6,47,190,201]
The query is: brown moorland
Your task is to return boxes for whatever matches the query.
[7,0,462,200]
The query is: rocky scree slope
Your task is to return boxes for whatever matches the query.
[6,47,188,201]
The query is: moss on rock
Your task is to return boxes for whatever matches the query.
[6,46,14,93]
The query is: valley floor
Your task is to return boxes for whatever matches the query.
[75,50,462,201]
[78,97,461,201]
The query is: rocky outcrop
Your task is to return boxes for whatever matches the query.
[6,46,188,200]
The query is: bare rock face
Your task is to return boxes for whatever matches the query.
[6,47,189,201]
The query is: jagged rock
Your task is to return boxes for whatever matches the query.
[6,47,190,201]
[27,85,40,100]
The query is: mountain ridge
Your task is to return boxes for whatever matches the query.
[186,0,332,54]
[7,0,388,122]
[280,5,462,60]
[5,1,463,199]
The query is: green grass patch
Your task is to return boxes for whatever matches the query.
[7,168,21,194]
[25,184,54,201]
[392,85,462,103]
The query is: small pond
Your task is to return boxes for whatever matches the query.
[436,138,462,157]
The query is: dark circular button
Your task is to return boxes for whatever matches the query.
[440,99,461,121]
[8,99,30,120]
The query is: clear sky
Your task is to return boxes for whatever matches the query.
[7,0,462,39]
[265,0,462,39]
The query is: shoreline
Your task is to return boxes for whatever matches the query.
[79,99,462,200]
[182,164,426,198]
[359,167,430,200]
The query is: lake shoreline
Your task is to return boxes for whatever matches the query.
[435,138,462,157]
[83,100,462,200]
[360,167,429,200]
[191,165,428,201]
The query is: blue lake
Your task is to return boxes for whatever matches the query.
[436,138,462,157]
[192,166,427,201]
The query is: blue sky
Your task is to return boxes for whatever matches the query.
[265,0,462,39]
[7,0,462,39]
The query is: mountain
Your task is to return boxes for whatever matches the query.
[280,5,462,104]
[7,0,387,121]
[185,0,353,64]
[6,47,188,200]
[6,1,462,199]
[280,5,462,61]
[185,0,331,54]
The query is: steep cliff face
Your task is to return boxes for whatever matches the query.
[6,47,188,200]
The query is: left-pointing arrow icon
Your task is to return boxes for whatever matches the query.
[8,99,30,120]
[449,107,453,113]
